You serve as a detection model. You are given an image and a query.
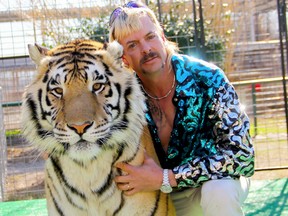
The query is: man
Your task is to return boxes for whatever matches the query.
[109,1,254,215]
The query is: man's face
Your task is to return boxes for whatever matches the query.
[119,16,167,76]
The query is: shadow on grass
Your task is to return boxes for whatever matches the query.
[244,178,288,216]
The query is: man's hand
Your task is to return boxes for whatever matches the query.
[114,153,163,195]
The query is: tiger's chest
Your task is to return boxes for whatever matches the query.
[44,151,123,215]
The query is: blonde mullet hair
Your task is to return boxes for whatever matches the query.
[109,6,179,64]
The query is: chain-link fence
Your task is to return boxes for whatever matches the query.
[0,0,287,201]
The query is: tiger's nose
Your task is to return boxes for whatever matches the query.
[67,121,93,135]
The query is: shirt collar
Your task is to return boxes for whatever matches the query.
[171,54,196,98]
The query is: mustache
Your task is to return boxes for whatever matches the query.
[140,52,159,64]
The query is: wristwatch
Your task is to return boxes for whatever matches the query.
[160,169,173,193]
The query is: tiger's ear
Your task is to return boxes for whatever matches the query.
[28,44,49,66]
[106,41,123,64]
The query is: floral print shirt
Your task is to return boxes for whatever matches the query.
[145,54,255,188]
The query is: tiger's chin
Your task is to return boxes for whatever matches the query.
[66,142,102,162]
[70,135,110,149]
[45,135,111,161]
[74,140,94,150]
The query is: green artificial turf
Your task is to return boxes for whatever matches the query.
[0,179,287,216]
[244,178,288,216]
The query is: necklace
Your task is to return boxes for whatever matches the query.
[141,74,176,100]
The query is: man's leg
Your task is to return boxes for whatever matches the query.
[200,177,250,216]
[170,177,250,216]
[170,187,203,216]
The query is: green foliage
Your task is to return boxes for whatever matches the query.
[42,16,109,48]
[42,2,225,66]
[68,17,109,43]
[5,129,21,137]
[149,2,226,65]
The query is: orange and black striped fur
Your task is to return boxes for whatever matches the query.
[21,39,175,216]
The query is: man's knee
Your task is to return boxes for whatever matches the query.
[201,179,240,203]
[200,178,247,216]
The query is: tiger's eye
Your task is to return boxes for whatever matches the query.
[54,87,63,95]
[92,83,102,91]
[50,87,63,98]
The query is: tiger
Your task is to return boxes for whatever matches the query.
[21,39,175,216]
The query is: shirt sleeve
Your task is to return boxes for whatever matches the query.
[172,82,255,188]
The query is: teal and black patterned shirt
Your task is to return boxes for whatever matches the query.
[145,54,255,189]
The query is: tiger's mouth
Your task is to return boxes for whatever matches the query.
[73,135,109,150]
[59,130,112,152]
[74,139,94,150]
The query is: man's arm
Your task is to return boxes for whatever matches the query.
[172,83,255,188]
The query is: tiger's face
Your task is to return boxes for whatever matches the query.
[22,39,146,162]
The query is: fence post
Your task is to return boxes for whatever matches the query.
[251,84,258,136]
[277,0,288,136]
[0,86,7,201]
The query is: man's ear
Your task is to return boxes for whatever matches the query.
[122,55,129,67]
[161,31,166,42]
